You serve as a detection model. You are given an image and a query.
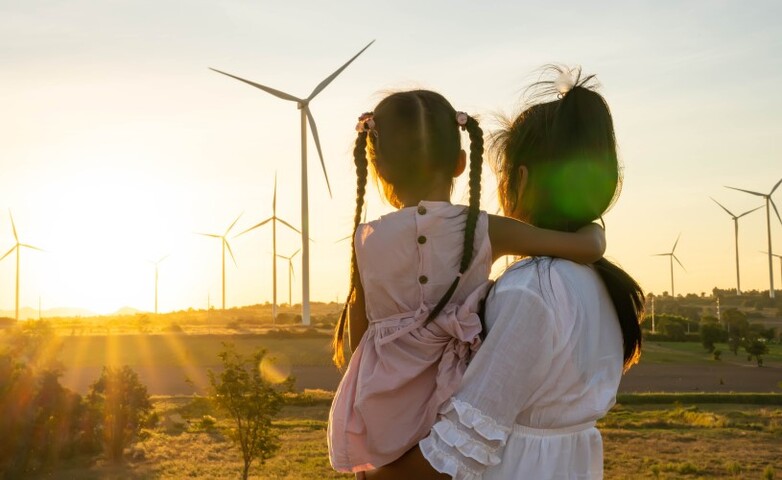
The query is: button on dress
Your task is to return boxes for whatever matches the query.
[328,201,493,473]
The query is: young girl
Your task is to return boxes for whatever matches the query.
[328,90,605,474]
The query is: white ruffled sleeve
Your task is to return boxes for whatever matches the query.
[419,282,558,479]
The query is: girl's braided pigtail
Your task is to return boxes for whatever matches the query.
[425,113,484,324]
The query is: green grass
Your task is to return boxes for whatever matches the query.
[640,341,782,365]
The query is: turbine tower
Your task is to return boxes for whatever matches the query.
[277,249,300,306]
[149,254,169,315]
[710,198,762,295]
[725,178,782,298]
[236,174,300,322]
[197,214,242,310]
[0,211,43,320]
[654,234,685,297]
[761,252,782,287]
[210,40,375,325]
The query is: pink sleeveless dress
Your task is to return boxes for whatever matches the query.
[328,201,493,472]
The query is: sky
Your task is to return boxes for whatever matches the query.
[1,0,781,315]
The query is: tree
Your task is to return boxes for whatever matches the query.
[86,366,152,462]
[700,323,724,353]
[744,340,769,367]
[208,344,290,480]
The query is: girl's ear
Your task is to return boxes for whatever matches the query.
[453,149,467,178]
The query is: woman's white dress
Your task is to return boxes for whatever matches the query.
[419,257,624,479]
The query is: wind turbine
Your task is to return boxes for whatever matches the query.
[761,252,782,287]
[0,211,43,320]
[653,234,686,297]
[236,174,300,322]
[210,40,375,326]
[710,198,762,295]
[197,214,242,310]
[277,249,300,307]
[149,254,169,315]
[725,178,782,298]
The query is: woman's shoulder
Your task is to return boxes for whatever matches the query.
[494,257,596,303]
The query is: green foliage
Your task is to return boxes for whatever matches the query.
[713,349,722,361]
[86,366,152,462]
[700,322,726,352]
[763,465,776,480]
[744,340,769,367]
[616,393,782,405]
[0,351,86,475]
[208,343,291,480]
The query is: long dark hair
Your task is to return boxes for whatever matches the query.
[492,66,643,370]
[332,90,484,367]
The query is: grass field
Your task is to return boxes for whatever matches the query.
[26,394,782,480]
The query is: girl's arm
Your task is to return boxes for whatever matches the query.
[488,214,605,263]
[364,446,448,480]
[348,275,368,353]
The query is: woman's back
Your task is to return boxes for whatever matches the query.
[419,257,623,479]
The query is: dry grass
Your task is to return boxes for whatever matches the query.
[25,398,782,479]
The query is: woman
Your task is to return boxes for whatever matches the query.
[364,66,644,479]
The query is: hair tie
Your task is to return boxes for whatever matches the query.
[455,111,469,131]
[356,112,375,133]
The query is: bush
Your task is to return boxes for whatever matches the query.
[712,349,722,361]
[208,343,291,480]
[85,366,152,462]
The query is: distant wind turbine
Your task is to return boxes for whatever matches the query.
[149,254,170,315]
[277,249,300,306]
[0,211,43,321]
[725,178,782,298]
[761,251,782,287]
[197,214,242,310]
[654,234,686,297]
[710,198,762,295]
[236,174,300,322]
[210,40,375,326]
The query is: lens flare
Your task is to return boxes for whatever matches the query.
[259,352,292,384]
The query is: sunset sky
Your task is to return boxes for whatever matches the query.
[1,1,781,315]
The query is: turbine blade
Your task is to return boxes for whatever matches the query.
[236,217,273,237]
[290,262,295,280]
[197,233,222,239]
[225,239,238,267]
[737,205,764,218]
[209,68,302,103]
[652,253,670,257]
[0,245,15,262]
[673,254,686,272]
[276,254,287,260]
[225,212,243,236]
[710,197,735,218]
[672,233,681,253]
[20,244,43,252]
[9,211,18,242]
[336,234,351,243]
[307,40,375,101]
[771,198,782,225]
[157,254,170,264]
[725,186,765,197]
[771,177,782,195]
[305,107,333,197]
[276,217,301,234]
[291,248,300,258]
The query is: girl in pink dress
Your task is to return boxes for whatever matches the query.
[328,90,605,474]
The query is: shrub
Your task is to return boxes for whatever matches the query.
[85,366,152,462]
[208,343,291,480]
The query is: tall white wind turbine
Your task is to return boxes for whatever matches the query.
[236,174,300,322]
[725,178,782,298]
[197,214,242,310]
[149,254,169,315]
[277,249,300,307]
[210,40,375,325]
[761,252,782,287]
[654,234,686,297]
[0,211,43,320]
[710,198,762,295]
